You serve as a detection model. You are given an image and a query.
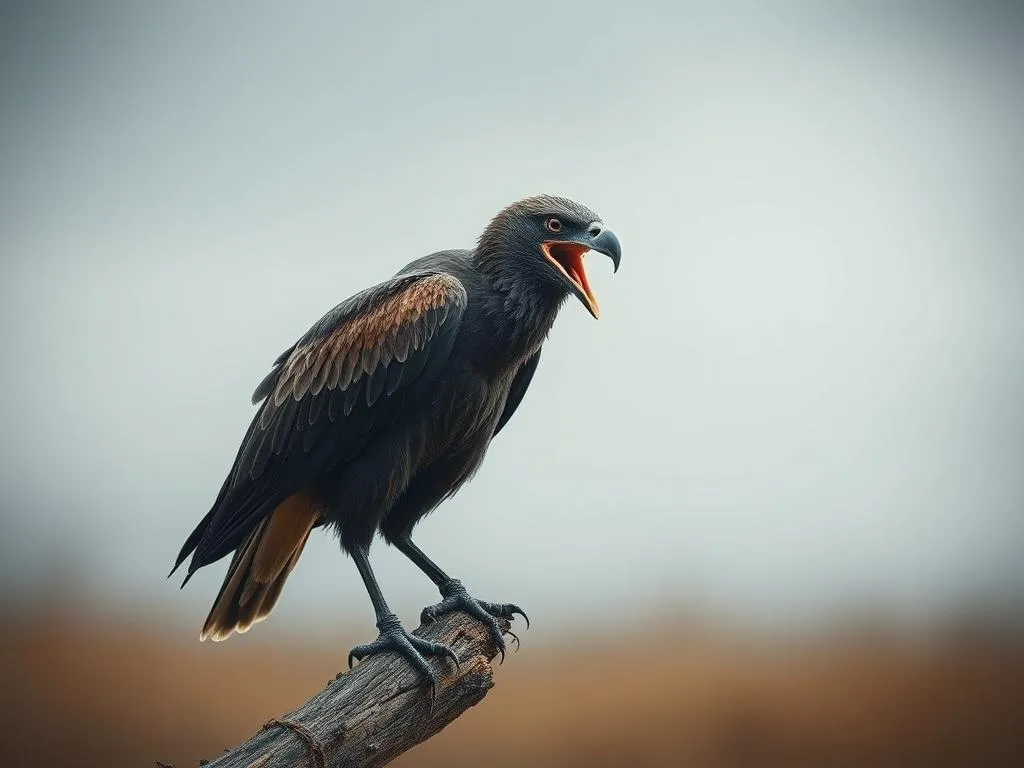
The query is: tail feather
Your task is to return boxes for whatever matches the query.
[245,530,310,625]
[200,520,266,640]
[169,510,213,579]
[200,492,317,642]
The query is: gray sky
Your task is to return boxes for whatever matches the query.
[1,1,1021,639]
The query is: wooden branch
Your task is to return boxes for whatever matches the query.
[202,612,512,768]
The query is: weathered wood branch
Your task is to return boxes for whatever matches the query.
[202,612,512,768]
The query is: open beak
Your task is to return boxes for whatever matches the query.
[540,226,621,319]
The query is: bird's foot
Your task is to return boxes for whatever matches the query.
[347,612,458,699]
[420,579,529,663]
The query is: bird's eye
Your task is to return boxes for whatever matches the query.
[545,217,562,233]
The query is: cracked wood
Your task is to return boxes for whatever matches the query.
[200,611,512,768]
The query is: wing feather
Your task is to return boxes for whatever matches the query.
[184,273,467,572]
[493,349,542,438]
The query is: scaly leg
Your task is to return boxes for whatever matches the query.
[391,534,528,661]
[347,545,457,698]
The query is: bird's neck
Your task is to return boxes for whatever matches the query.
[472,251,565,363]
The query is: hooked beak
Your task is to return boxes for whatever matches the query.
[540,225,621,319]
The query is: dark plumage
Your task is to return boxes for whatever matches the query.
[171,195,621,689]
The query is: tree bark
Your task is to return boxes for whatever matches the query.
[201,612,511,768]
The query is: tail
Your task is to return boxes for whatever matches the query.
[200,492,318,642]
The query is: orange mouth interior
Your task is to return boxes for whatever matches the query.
[541,241,599,318]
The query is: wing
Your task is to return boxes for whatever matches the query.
[178,272,467,576]
[492,349,542,438]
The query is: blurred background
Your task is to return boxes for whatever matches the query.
[1,1,1022,765]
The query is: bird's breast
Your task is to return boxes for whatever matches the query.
[437,368,507,434]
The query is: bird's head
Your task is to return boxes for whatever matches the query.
[475,195,621,319]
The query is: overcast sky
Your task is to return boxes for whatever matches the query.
[1,1,1021,641]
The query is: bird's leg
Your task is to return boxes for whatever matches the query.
[391,534,528,661]
[347,545,458,698]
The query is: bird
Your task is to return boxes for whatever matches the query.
[170,195,621,691]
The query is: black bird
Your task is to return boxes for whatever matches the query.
[171,195,621,689]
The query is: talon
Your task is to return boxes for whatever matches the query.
[423,583,529,655]
[506,629,521,652]
[347,642,374,668]
[511,605,530,629]
[345,614,454,695]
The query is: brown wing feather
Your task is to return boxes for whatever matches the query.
[271,273,462,407]
[180,272,468,607]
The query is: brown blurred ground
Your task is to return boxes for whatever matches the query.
[2,604,1023,768]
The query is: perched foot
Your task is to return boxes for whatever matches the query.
[420,579,528,663]
[347,613,458,699]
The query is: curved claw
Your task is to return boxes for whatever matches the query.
[506,605,530,629]
[420,604,442,625]
[347,641,378,669]
[404,636,456,672]
[428,640,460,670]
[505,629,521,653]
[422,585,528,664]
[346,618,456,701]
[478,600,529,629]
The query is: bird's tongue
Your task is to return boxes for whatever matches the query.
[542,241,600,318]
[562,249,594,304]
